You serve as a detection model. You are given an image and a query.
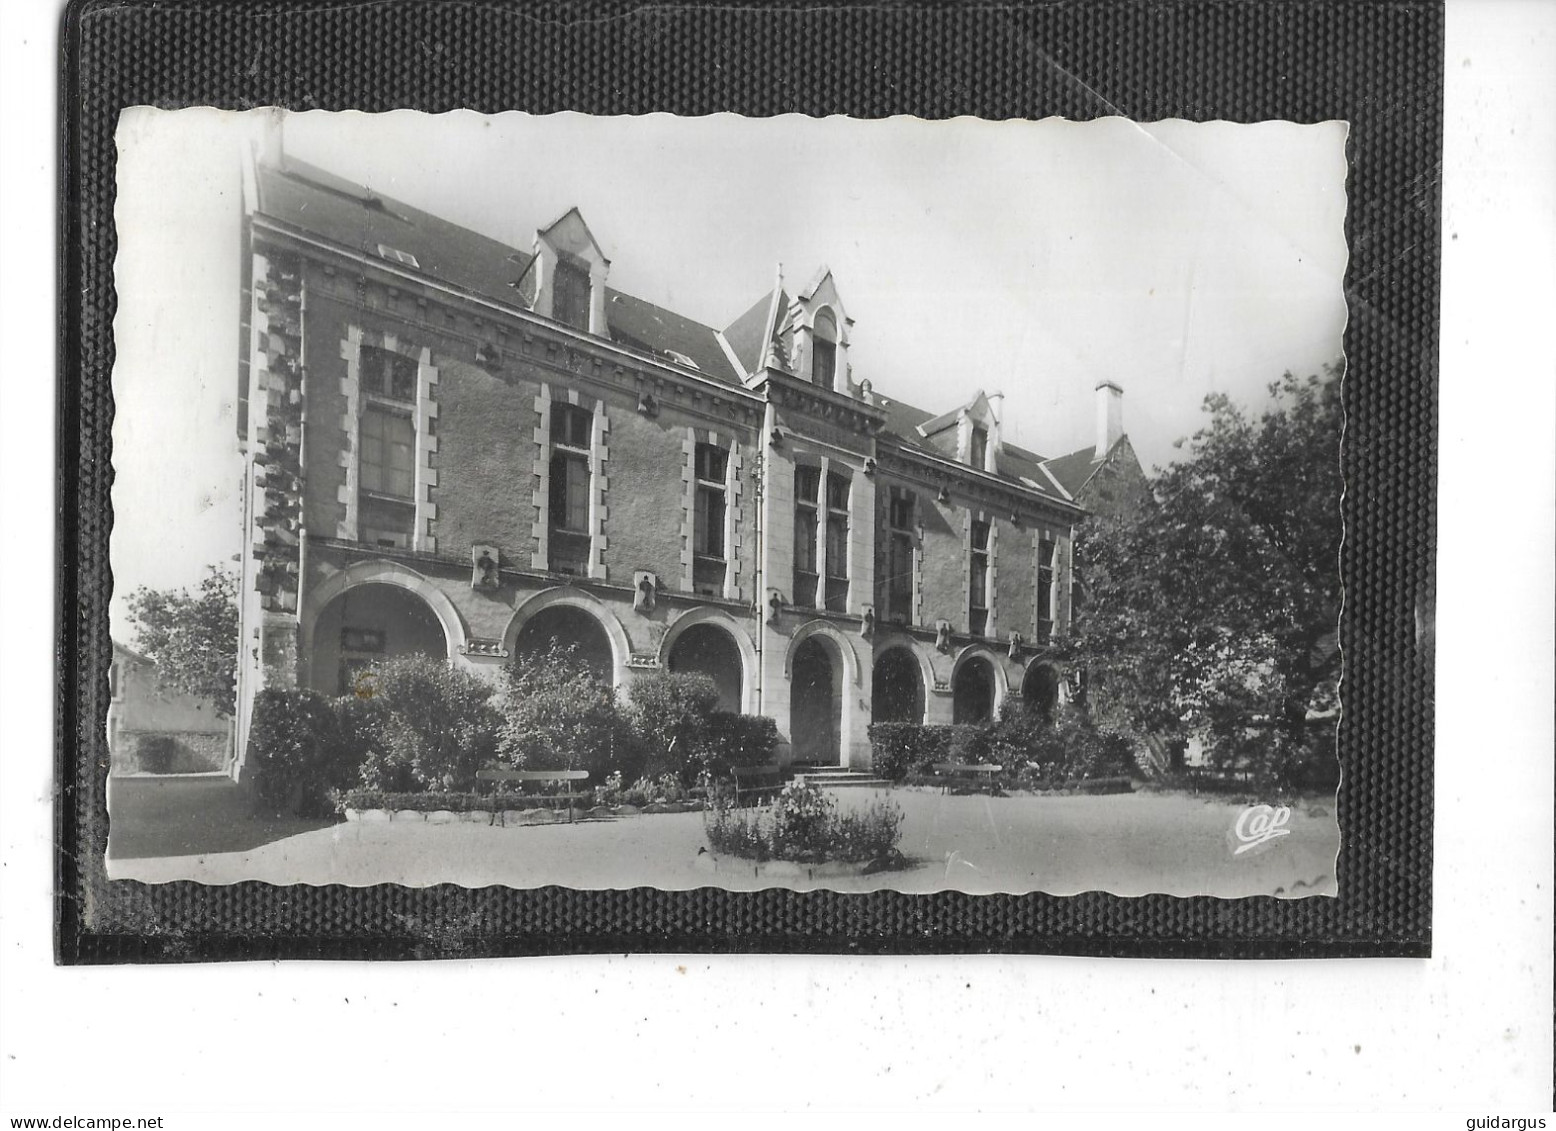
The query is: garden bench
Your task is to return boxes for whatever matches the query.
[930,762,1004,794]
[731,763,784,807]
[475,768,591,822]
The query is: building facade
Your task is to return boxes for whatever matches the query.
[230,153,1148,776]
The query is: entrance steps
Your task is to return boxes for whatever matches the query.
[790,766,892,791]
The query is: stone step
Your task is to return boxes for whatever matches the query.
[794,771,892,790]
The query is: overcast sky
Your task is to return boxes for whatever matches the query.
[110,108,1348,640]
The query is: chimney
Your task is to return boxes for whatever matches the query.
[1095,381,1123,460]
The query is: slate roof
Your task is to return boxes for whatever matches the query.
[254,159,1116,509]
[871,393,1075,505]
[254,160,740,383]
[720,287,786,377]
[1040,441,1114,498]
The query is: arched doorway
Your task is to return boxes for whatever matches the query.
[1022,663,1061,721]
[514,604,614,682]
[872,646,924,723]
[667,622,744,712]
[309,582,448,696]
[790,636,841,764]
[952,655,996,724]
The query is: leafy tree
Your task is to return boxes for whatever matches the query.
[1060,367,1342,786]
[124,565,239,717]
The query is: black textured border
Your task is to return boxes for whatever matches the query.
[58,0,1440,962]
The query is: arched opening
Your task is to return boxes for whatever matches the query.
[952,655,996,724]
[514,604,614,682]
[309,582,448,696]
[872,647,924,724]
[1022,663,1061,721]
[811,309,838,389]
[667,622,744,712]
[790,636,842,765]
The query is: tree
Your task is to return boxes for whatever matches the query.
[124,565,239,717]
[1060,367,1342,786]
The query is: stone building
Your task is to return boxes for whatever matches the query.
[109,641,233,774]
[230,153,1149,775]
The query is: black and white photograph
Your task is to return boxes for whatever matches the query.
[12,0,1556,1123]
[107,108,1348,897]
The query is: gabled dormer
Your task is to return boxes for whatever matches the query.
[916,389,1004,473]
[524,207,610,336]
[779,266,854,397]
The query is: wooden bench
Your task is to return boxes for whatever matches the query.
[730,763,783,807]
[930,762,1004,794]
[475,768,591,822]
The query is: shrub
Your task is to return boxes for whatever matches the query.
[628,670,719,784]
[703,804,771,861]
[703,782,904,864]
[943,723,994,765]
[338,788,554,814]
[135,734,179,774]
[621,773,689,806]
[500,644,640,782]
[698,713,780,779]
[990,700,1136,787]
[769,779,834,851]
[362,654,501,791]
[868,723,938,781]
[247,688,358,816]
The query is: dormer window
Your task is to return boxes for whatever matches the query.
[553,256,591,332]
[811,310,838,389]
[970,425,989,469]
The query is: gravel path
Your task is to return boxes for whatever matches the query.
[109,786,1339,898]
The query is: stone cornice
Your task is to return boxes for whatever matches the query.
[755,369,888,435]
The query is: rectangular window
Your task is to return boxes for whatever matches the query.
[824,471,850,611]
[812,339,836,388]
[694,441,729,560]
[793,466,820,608]
[549,452,590,533]
[548,401,593,572]
[551,402,592,449]
[361,344,418,403]
[969,518,991,636]
[883,487,916,625]
[360,407,416,498]
[970,425,988,469]
[1037,535,1056,642]
[553,257,591,332]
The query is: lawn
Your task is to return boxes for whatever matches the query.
[108,781,1339,898]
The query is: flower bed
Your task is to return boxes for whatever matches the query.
[702,781,905,866]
